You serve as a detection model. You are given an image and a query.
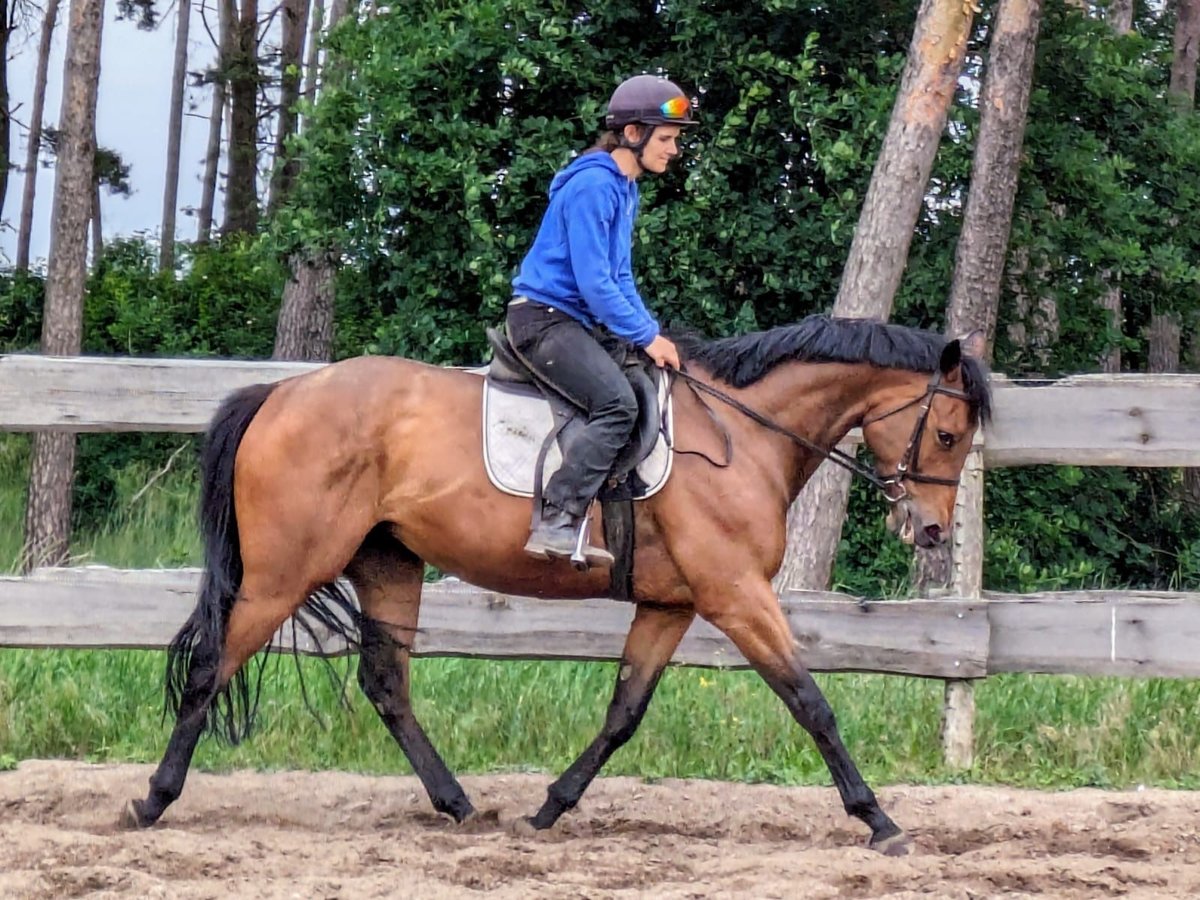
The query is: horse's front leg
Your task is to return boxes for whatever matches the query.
[697,580,910,855]
[524,603,694,830]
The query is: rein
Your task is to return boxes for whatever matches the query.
[668,364,971,503]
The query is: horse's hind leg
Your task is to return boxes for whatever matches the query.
[696,581,909,855]
[345,528,475,823]
[525,603,695,830]
[123,581,312,828]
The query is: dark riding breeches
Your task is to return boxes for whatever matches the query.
[506,300,638,518]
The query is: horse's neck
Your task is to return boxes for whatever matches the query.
[740,361,877,443]
[733,361,889,497]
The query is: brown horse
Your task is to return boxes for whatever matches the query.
[122,315,989,854]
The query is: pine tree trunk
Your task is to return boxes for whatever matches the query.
[268,0,311,214]
[273,250,336,361]
[299,0,325,133]
[1146,312,1181,374]
[1097,278,1122,373]
[91,148,103,263]
[779,0,977,591]
[198,0,236,243]
[915,0,1043,593]
[1186,322,1200,507]
[224,0,260,235]
[16,0,61,271]
[0,13,13,225]
[1108,0,1134,35]
[160,0,191,271]
[946,0,1042,344]
[1170,0,1199,110]
[24,0,105,572]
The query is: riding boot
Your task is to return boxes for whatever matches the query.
[524,503,615,567]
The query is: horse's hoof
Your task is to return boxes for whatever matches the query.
[119,799,149,830]
[870,829,912,857]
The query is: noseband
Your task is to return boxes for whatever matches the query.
[671,366,972,504]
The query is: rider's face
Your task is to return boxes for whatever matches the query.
[626,125,683,174]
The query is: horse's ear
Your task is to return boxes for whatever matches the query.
[938,339,962,376]
[958,329,987,360]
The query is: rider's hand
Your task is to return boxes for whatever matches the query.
[644,334,681,370]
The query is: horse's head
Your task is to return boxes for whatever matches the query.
[861,331,989,548]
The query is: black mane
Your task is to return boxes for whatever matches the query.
[674,315,992,422]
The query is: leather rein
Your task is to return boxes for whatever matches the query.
[668,364,972,504]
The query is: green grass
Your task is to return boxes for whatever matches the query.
[2,433,1199,789]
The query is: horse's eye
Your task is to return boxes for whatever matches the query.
[937,430,955,449]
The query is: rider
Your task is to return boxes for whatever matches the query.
[507,74,695,565]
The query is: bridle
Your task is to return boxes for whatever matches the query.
[670,366,973,504]
[860,370,972,502]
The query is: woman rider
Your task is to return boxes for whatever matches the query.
[507,75,696,565]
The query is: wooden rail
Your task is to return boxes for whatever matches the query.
[3,568,1199,680]
[3,355,1200,466]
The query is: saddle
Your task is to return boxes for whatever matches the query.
[479,327,675,599]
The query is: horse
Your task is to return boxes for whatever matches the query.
[121,314,990,855]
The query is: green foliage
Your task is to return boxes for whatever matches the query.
[286,1,922,364]
[0,272,44,351]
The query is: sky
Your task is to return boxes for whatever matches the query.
[1,3,223,267]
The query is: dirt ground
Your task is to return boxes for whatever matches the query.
[1,761,1198,899]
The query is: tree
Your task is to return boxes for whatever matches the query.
[23,0,105,570]
[273,248,335,359]
[299,0,325,132]
[0,0,34,225]
[224,0,259,234]
[267,0,310,213]
[946,0,1044,350]
[198,0,237,243]
[15,0,60,271]
[774,0,978,592]
[1170,0,1199,109]
[160,0,191,270]
[1108,0,1134,35]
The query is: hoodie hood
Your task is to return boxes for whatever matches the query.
[548,152,626,200]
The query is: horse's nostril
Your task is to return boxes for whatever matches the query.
[924,524,944,544]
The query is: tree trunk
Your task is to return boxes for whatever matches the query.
[91,125,103,264]
[198,0,236,243]
[299,0,325,133]
[16,0,61,272]
[1170,0,1199,110]
[224,0,260,235]
[1107,0,1134,35]
[160,0,191,271]
[328,0,348,28]
[1186,321,1200,507]
[23,0,105,572]
[778,0,977,591]
[916,0,1043,593]
[268,0,311,214]
[946,0,1043,346]
[0,10,13,226]
[1146,312,1181,375]
[273,250,336,361]
[1097,278,1122,373]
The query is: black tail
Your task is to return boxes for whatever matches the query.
[165,381,277,743]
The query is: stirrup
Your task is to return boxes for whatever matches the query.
[569,517,614,572]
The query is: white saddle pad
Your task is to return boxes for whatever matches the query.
[474,368,674,500]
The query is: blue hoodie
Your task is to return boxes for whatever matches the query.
[512,153,660,347]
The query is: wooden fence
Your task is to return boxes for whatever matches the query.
[2,353,1199,767]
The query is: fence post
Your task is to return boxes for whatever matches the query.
[942,448,984,769]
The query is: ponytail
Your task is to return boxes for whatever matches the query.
[583,130,623,155]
